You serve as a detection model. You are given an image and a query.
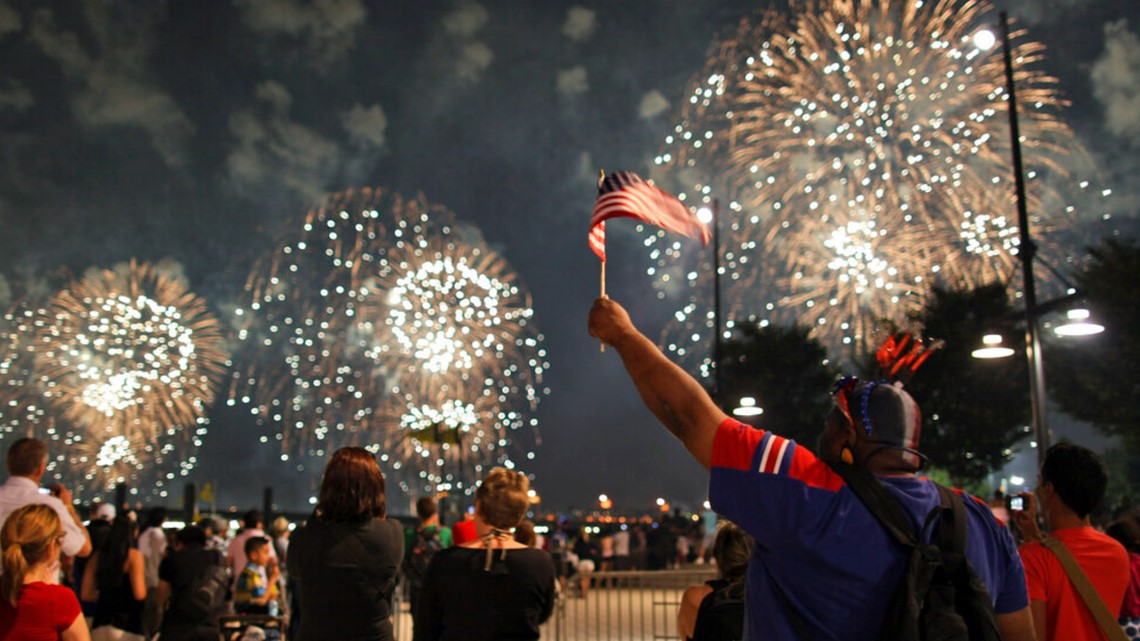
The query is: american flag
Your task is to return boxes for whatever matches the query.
[588,171,710,262]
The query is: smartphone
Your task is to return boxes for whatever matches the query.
[1007,495,1025,512]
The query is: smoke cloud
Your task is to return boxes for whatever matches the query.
[557,66,589,97]
[28,7,194,167]
[0,1,19,37]
[235,0,367,68]
[1091,20,1140,145]
[443,3,493,83]
[226,81,341,201]
[638,90,669,119]
[562,7,597,43]
[0,80,32,113]
[341,103,388,149]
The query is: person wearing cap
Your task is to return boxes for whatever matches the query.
[588,297,1035,641]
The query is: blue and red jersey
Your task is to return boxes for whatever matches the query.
[709,418,1027,641]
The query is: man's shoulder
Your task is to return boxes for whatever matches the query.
[1057,526,1131,562]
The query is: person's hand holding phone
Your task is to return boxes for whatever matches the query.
[50,484,73,506]
[1010,491,1042,542]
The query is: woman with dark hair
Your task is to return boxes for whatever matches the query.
[0,504,91,640]
[82,516,146,640]
[677,519,753,641]
[413,467,556,641]
[288,447,403,641]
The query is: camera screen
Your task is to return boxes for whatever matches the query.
[1009,496,1024,511]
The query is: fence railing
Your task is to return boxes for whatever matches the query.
[392,567,718,641]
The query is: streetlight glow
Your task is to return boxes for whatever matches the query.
[1053,308,1104,337]
[972,334,1015,359]
[973,29,997,51]
[732,396,765,417]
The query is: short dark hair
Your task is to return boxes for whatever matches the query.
[316,448,386,522]
[415,497,437,521]
[1107,517,1140,554]
[242,510,262,529]
[6,438,47,477]
[1041,443,1107,519]
[244,535,270,558]
[146,507,167,529]
[176,525,207,547]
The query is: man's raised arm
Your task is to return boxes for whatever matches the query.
[588,297,727,469]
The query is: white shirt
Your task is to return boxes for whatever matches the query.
[613,530,631,557]
[138,525,168,588]
[0,477,87,556]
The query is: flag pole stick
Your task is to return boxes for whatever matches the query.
[599,259,606,352]
[599,169,606,352]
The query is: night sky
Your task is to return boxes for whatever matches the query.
[1,0,1137,514]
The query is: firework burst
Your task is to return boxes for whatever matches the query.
[358,376,541,496]
[648,0,1095,364]
[0,262,226,498]
[230,188,547,483]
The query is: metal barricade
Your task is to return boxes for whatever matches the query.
[392,567,718,641]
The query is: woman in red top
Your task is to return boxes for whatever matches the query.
[0,503,91,640]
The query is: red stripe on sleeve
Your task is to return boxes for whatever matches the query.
[711,418,765,471]
[786,445,846,492]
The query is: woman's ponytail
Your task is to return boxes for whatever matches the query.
[1,542,28,607]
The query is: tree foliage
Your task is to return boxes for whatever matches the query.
[714,323,838,448]
[902,283,1031,485]
[1045,238,1140,449]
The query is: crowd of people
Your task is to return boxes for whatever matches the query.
[0,296,1136,641]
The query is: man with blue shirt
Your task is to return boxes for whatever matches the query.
[588,297,1036,641]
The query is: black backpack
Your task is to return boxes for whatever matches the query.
[172,562,229,622]
[828,462,1002,641]
[404,526,443,588]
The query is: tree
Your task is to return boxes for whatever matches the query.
[714,323,838,447]
[1045,239,1140,450]
[902,284,1031,485]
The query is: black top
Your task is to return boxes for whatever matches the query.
[158,547,226,641]
[94,570,144,634]
[413,546,556,641]
[691,578,745,641]
[287,514,404,641]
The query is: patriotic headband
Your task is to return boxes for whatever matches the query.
[831,376,926,468]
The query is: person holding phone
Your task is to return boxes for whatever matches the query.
[0,438,91,560]
[1014,443,1129,641]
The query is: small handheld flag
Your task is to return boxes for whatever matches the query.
[588,170,709,352]
[589,171,710,262]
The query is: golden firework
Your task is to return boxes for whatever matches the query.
[0,262,226,499]
[231,188,548,472]
[648,0,1095,361]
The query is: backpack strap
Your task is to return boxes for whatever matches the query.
[1042,537,1129,641]
[829,461,918,547]
[933,485,967,558]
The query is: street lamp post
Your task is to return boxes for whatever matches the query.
[698,200,723,403]
[999,12,1050,467]
[711,201,723,401]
